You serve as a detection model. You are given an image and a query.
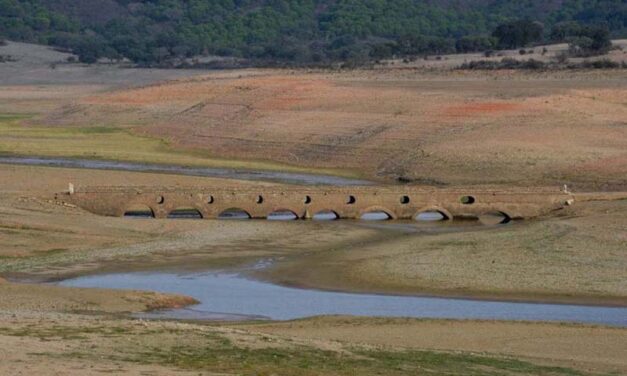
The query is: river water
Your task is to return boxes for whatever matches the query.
[59,270,627,326]
[0,156,373,186]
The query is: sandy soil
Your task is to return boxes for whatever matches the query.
[1,310,625,375]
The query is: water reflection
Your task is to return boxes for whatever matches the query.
[361,211,391,221]
[267,210,299,221]
[416,211,447,221]
[312,210,339,221]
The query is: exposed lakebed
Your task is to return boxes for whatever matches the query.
[59,269,627,326]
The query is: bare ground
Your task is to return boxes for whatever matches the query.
[1,43,626,375]
[35,68,626,189]
[1,164,625,306]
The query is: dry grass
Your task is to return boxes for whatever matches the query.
[0,312,613,375]
[0,115,359,177]
[29,68,626,189]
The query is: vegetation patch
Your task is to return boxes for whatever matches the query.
[9,324,584,376]
[459,58,624,70]
[0,1,623,66]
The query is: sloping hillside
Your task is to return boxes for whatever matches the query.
[1,0,624,65]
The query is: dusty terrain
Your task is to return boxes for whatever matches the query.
[35,69,627,189]
[1,42,626,375]
[1,43,626,188]
[261,198,627,306]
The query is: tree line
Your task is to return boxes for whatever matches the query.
[0,0,624,66]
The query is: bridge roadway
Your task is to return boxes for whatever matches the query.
[56,185,575,221]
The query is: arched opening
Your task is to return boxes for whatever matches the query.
[218,208,252,220]
[460,195,476,205]
[256,195,264,204]
[167,208,203,219]
[124,204,154,218]
[312,210,339,221]
[156,195,165,204]
[346,195,356,205]
[415,210,449,222]
[267,210,299,221]
[207,195,214,204]
[361,210,392,221]
[400,195,410,204]
[478,211,511,225]
[304,195,312,204]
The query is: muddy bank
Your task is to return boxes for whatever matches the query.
[0,282,197,314]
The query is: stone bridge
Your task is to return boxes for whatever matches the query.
[56,185,574,222]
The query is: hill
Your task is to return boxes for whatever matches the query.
[1,0,625,65]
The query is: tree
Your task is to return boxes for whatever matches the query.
[492,20,544,49]
[551,22,612,56]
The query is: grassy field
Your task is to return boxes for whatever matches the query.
[2,313,618,375]
[0,114,360,178]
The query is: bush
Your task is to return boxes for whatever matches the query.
[519,49,526,55]
[456,35,496,53]
[578,59,619,69]
[459,57,621,71]
[459,58,547,70]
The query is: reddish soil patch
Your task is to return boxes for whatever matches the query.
[443,102,523,117]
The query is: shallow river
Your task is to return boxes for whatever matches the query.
[0,156,373,186]
[59,270,627,326]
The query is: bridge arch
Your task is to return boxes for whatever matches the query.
[267,208,300,221]
[218,207,252,220]
[167,207,203,219]
[312,209,340,221]
[359,206,396,220]
[414,207,452,221]
[478,211,511,225]
[123,204,155,218]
